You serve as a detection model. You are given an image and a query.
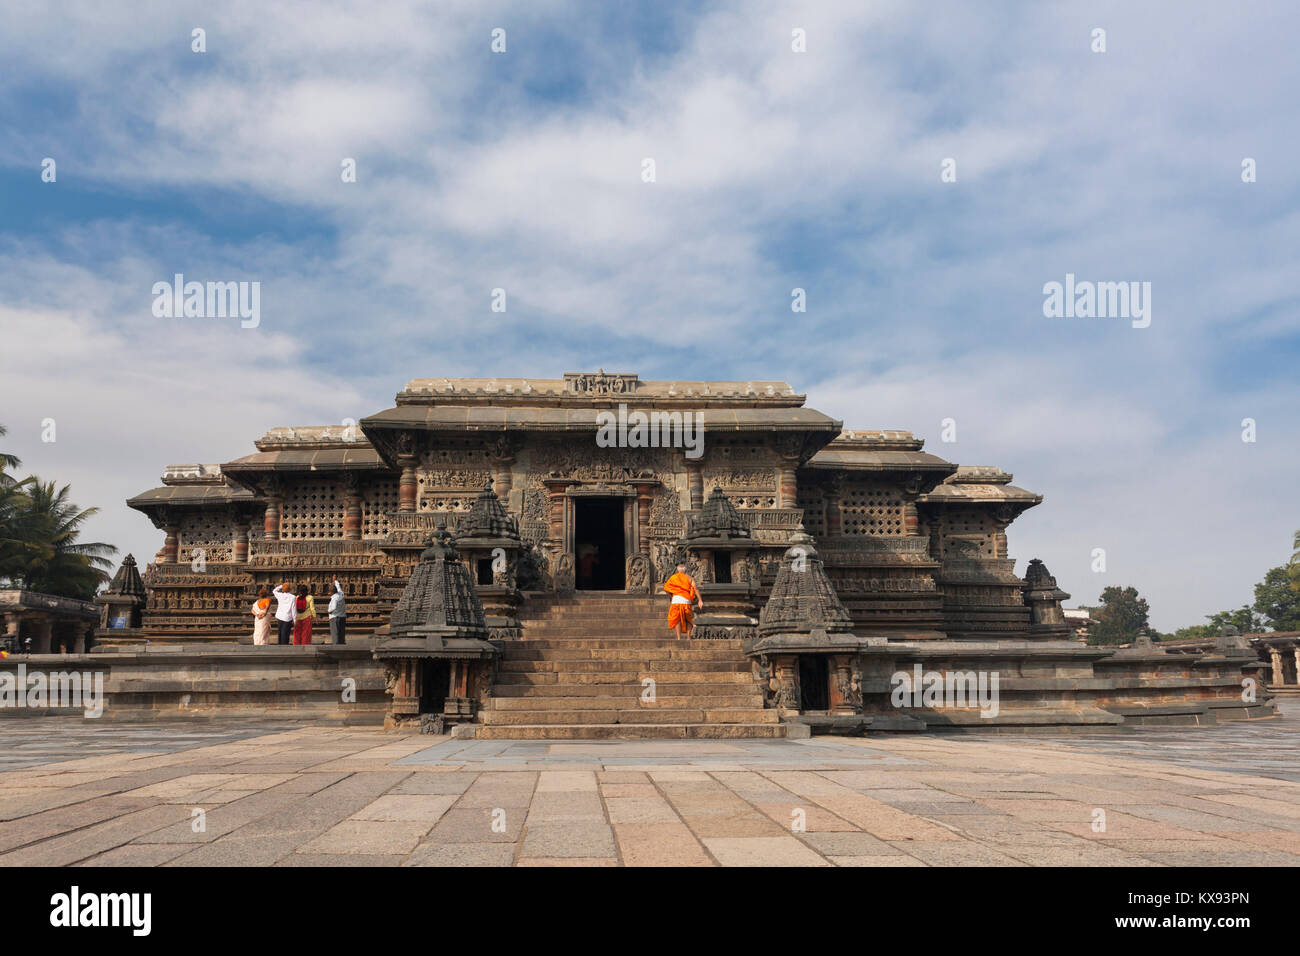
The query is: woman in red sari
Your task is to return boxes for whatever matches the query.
[291,585,316,645]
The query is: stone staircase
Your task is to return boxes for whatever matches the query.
[474,593,784,739]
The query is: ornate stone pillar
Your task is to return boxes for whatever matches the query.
[824,475,844,537]
[777,461,798,509]
[162,524,180,564]
[772,433,808,510]
[263,497,282,541]
[4,613,20,650]
[232,507,250,563]
[398,457,418,513]
[30,615,53,655]
[342,474,363,541]
[991,506,1015,560]
[901,473,925,537]
[489,434,517,510]
[1292,646,1300,686]
[829,655,862,715]
[773,657,799,714]
[634,481,656,556]
[685,459,704,511]
[542,479,570,550]
[1270,647,1284,686]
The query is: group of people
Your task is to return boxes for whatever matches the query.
[250,578,346,646]
[246,565,701,644]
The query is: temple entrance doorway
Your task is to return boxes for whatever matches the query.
[420,660,450,715]
[574,497,626,590]
[799,656,830,711]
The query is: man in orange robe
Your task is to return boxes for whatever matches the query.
[663,563,703,640]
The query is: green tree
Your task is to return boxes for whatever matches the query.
[0,424,21,475]
[0,423,117,599]
[1088,585,1151,645]
[0,424,30,580]
[1254,566,1300,631]
[1170,623,1216,641]
[1206,605,1264,633]
[1289,530,1300,593]
[0,478,116,600]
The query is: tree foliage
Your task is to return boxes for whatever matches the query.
[1088,585,1151,645]
[0,425,116,600]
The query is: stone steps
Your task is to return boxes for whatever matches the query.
[495,671,756,685]
[476,593,780,739]
[509,639,746,650]
[480,708,778,726]
[520,629,681,634]
[491,681,759,697]
[469,723,786,740]
[485,694,763,710]
[499,658,748,673]
[503,647,746,661]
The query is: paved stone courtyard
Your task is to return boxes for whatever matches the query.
[1,704,1297,867]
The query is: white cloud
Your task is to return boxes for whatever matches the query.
[0,0,1296,629]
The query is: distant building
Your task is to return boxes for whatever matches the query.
[1062,607,1098,643]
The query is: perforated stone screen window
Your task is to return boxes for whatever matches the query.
[840,479,905,535]
[798,489,826,537]
[729,495,778,509]
[178,512,236,548]
[179,545,233,563]
[708,438,766,460]
[941,510,997,557]
[362,478,399,538]
[280,478,345,539]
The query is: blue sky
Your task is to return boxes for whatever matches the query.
[1,0,1297,630]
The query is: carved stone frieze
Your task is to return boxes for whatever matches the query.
[625,553,650,593]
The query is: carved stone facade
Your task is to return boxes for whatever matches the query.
[112,374,1274,734]
[121,375,1064,648]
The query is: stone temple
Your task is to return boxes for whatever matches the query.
[83,371,1272,737]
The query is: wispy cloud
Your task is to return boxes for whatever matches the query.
[0,0,1296,628]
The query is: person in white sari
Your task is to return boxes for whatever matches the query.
[251,588,273,646]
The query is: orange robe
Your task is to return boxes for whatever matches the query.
[664,572,698,629]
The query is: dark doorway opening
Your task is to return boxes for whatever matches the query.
[476,558,494,585]
[420,660,450,715]
[574,497,625,590]
[799,656,829,711]
[714,552,732,584]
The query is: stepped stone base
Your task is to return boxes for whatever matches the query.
[0,644,389,724]
[464,722,787,740]
[478,593,783,740]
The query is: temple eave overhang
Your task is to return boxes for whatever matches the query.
[747,632,882,655]
[221,448,391,473]
[127,484,259,512]
[360,406,841,431]
[394,376,806,408]
[371,636,497,660]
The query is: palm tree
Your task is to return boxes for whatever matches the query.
[3,479,116,599]
[0,424,29,583]
[1290,530,1300,594]
[0,424,20,477]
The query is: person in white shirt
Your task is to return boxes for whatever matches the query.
[327,578,346,645]
[271,582,297,645]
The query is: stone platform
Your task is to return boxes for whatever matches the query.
[0,645,388,724]
[0,702,1297,867]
